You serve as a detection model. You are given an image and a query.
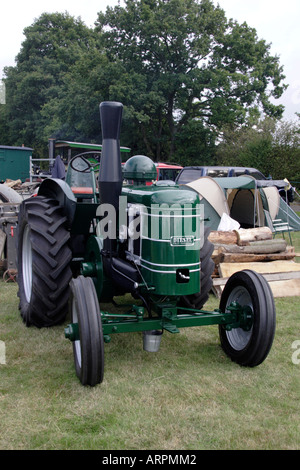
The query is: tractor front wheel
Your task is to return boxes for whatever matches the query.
[219,270,276,367]
[70,276,104,386]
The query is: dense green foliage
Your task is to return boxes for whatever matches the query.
[1,12,96,156]
[216,118,300,182]
[0,0,298,178]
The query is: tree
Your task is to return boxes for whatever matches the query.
[2,12,95,155]
[0,2,288,163]
[215,118,300,182]
[271,120,300,182]
[96,0,287,161]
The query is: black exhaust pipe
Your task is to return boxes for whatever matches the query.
[98,101,123,211]
[98,101,141,294]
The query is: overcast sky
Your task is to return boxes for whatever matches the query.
[1,0,299,120]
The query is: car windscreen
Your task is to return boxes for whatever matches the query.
[234,169,266,180]
[176,168,203,184]
[158,168,182,181]
[206,168,229,177]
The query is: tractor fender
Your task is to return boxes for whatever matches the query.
[38,178,76,228]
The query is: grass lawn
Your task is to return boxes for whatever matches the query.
[0,278,299,450]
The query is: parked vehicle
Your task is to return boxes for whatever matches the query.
[123,161,182,185]
[156,162,182,181]
[175,166,294,203]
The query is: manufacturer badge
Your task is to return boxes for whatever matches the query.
[170,236,195,246]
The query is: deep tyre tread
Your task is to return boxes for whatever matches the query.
[17,196,72,327]
[70,276,104,386]
[219,269,276,367]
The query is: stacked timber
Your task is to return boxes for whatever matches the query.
[209,227,300,298]
[4,179,22,189]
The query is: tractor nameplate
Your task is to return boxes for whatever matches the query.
[170,236,195,246]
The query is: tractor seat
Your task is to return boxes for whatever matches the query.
[71,187,97,201]
[71,186,94,195]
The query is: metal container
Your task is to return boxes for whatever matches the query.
[0,146,32,182]
[143,330,163,352]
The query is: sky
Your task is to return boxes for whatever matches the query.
[0,0,299,120]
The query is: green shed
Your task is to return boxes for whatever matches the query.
[0,145,32,182]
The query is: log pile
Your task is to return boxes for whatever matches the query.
[209,227,300,298]
[4,179,22,189]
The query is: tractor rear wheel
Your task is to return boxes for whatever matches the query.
[181,226,214,310]
[219,270,276,367]
[17,196,72,327]
[70,276,104,386]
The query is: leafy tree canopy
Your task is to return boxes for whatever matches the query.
[2,12,95,153]
[0,1,288,164]
[95,0,287,160]
[216,118,300,182]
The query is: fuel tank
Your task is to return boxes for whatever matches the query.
[122,182,203,296]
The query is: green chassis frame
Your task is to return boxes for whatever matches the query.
[65,300,253,344]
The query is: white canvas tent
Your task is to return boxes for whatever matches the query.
[185,175,300,232]
[186,177,230,229]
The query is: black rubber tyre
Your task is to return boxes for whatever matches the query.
[17,196,72,327]
[219,270,276,367]
[70,276,104,386]
[181,226,214,310]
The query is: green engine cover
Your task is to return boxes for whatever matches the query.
[123,155,157,184]
[122,183,203,296]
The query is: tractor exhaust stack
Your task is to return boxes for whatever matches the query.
[98,101,123,212]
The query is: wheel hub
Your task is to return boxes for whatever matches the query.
[224,301,254,331]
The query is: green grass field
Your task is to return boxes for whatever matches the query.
[0,280,299,450]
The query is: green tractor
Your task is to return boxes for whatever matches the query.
[17,102,276,386]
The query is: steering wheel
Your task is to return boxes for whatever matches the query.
[69,152,101,173]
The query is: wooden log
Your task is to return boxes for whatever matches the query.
[208,230,238,245]
[5,179,22,188]
[218,250,295,263]
[248,239,287,252]
[235,227,273,245]
[211,251,224,266]
[215,239,287,255]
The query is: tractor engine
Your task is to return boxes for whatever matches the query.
[95,102,203,302]
[121,172,203,297]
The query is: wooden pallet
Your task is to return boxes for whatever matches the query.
[212,260,300,298]
[209,228,300,298]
